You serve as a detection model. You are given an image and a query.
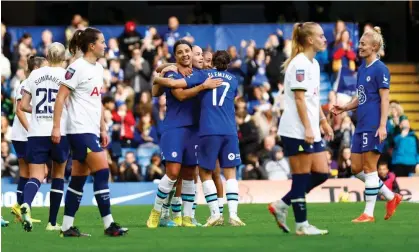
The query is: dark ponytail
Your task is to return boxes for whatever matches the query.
[212,50,231,71]
[68,27,102,55]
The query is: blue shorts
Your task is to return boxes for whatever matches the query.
[198,135,241,171]
[351,132,384,154]
[160,126,198,166]
[67,133,103,162]
[12,140,27,159]
[26,136,69,164]
[280,136,326,157]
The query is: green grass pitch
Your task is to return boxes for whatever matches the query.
[2,203,418,252]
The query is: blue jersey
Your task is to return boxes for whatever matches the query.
[162,71,199,132]
[356,60,390,133]
[186,69,238,136]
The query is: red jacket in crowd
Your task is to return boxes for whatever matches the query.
[112,110,136,140]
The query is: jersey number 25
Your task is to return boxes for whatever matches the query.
[36,88,58,114]
[212,82,230,106]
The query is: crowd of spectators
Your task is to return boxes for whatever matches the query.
[1,15,418,185]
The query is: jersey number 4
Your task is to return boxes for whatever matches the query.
[36,88,58,114]
[212,82,230,106]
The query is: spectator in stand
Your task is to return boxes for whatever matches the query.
[332,115,355,153]
[236,110,260,165]
[118,21,143,59]
[2,23,12,60]
[119,152,143,182]
[253,103,279,142]
[326,147,338,177]
[391,118,419,177]
[1,116,12,142]
[146,153,165,181]
[337,146,352,178]
[377,161,399,200]
[247,86,270,115]
[257,135,277,165]
[235,97,247,114]
[1,91,13,123]
[109,59,124,89]
[142,27,164,68]
[9,68,26,99]
[152,94,167,138]
[65,14,82,46]
[332,30,357,74]
[36,30,53,57]
[106,38,121,60]
[133,108,159,147]
[154,44,171,68]
[265,30,286,95]
[112,101,136,148]
[387,102,406,138]
[135,90,153,118]
[251,48,270,89]
[125,48,152,96]
[241,40,256,92]
[262,145,290,180]
[227,45,243,83]
[328,20,346,61]
[11,34,34,74]
[242,153,267,180]
[1,53,11,83]
[1,140,18,179]
[164,16,194,62]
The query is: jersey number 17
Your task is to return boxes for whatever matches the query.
[212,82,230,106]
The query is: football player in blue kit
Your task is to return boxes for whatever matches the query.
[147,40,222,228]
[153,50,246,227]
[332,26,402,223]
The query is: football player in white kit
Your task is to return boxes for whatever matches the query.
[20,43,70,232]
[10,56,46,224]
[268,22,334,236]
[51,27,128,237]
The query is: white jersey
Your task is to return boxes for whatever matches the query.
[11,80,31,141]
[279,53,321,142]
[23,66,67,137]
[61,57,104,136]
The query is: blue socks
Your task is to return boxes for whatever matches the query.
[282,172,329,206]
[64,176,87,217]
[49,178,64,225]
[290,174,310,223]
[17,177,28,205]
[93,169,111,218]
[23,178,41,207]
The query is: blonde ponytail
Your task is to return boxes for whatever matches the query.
[282,22,318,72]
[364,26,385,58]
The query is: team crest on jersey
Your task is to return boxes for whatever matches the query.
[65,68,76,80]
[296,69,305,82]
[358,85,367,105]
[366,76,371,82]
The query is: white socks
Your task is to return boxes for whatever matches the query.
[218,197,224,214]
[153,175,176,212]
[364,172,379,216]
[181,180,195,218]
[202,180,220,217]
[355,171,395,201]
[61,215,74,232]
[171,197,182,218]
[103,214,114,229]
[226,179,239,218]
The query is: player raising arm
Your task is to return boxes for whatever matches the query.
[331,27,402,223]
[51,28,128,237]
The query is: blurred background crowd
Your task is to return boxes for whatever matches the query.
[2,5,419,187]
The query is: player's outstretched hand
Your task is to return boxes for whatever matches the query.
[330,104,345,115]
[51,127,61,144]
[304,128,315,144]
[375,125,387,143]
[161,65,179,77]
[100,131,110,148]
[203,77,223,89]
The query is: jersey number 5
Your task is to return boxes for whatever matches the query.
[212,82,230,106]
[36,88,58,114]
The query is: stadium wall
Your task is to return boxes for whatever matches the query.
[7,23,359,53]
[2,177,418,207]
